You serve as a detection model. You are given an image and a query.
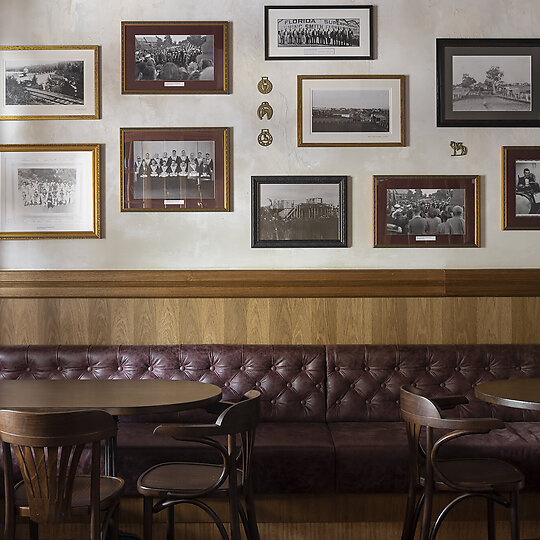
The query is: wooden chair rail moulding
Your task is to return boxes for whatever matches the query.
[0,269,538,298]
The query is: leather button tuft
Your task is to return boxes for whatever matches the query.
[224,382,230,387]
[210,366,215,371]
[117,366,122,371]
[287,382,292,388]
[271,399,276,405]
[350,383,355,389]
[87,367,92,372]
[440,383,445,387]
[240,366,245,371]
[394,366,399,371]
[335,400,341,405]
[484,367,490,371]
[26,367,31,372]
[57,366,62,371]
[148,366,153,372]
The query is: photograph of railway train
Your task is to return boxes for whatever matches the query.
[4,59,84,105]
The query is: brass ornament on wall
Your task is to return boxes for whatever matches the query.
[450,141,468,156]
[258,129,273,146]
[257,101,273,120]
[257,76,273,94]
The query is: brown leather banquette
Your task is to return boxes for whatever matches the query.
[0,345,539,495]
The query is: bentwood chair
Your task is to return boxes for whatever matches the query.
[400,385,524,540]
[137,389,261,540]
[0,409,124,540]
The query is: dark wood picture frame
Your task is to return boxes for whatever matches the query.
[121,21,230,94]
[437,38,540,127]
[264,5,373,61]
[120,127,230,212]
[251,176,347,248]
[374,175,479,248]
[503,146,540,229]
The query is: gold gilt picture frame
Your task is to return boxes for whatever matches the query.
[0,144,101,239]
[0,45,100,120]
[120,127,230,211]
[122,21,230,94]
[298,74,405,147]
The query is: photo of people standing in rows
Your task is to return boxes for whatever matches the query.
[134,34,214,82]
[131,141,215,201]
[277,18,359,48]
[386,188,466,235]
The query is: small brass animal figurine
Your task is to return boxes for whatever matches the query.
[450,141,468,156]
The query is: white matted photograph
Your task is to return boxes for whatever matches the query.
[265,5,373,60]
[0,144,101,239]
[298,75,404,147]
[515,160,540,215]
[0,46,99,120]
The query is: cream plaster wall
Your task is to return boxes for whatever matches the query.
[0,0,539,270]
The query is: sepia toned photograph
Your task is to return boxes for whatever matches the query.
[374,175,479,248]
[134,34,214,82]
[502,146,540,229]
[437,38,540,127]
[0,144,101,239]
[0,46,99,120]
[251,176,347,248]
[452,55,531,112]
[298,75,405,147]
[311,88,389,133]
[121,127,230,212]
[122,22,230,94]
[265,5,373,60]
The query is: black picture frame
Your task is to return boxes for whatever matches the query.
[502,146,540,229]
[264,5,373,61]
[251,176,347,248]
[437,38,540,127]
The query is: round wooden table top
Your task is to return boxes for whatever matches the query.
[475,378,540,411]
[0,379,222,416]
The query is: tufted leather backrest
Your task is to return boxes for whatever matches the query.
[326,345,540,422]
[0,345,326,423]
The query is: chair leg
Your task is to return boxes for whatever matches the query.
[486,498,496,540]
[167,505,175,540]
[143,496,153,540]
[401,484,418,540]
[420,484,433,540]
[510,490,520,540]
[28,520,38,540]
[109,502,120,540]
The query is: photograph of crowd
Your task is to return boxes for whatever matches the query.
[134,34,214,82]
[4,60,84,105]
[131,140,215,200]
[452,55,531,112]
[312,88,390,133]
[277,18,360,48]
[515,160,540,215]
[256,181,343,243]
[386,188,466,235]
[17,168,76,210]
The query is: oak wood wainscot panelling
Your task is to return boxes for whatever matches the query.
[1,269,540,345]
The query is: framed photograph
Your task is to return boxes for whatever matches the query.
[120,127,230,211]
[121,21,230,94]
[437,38,540,127]
[251,176,347,248]
[374,175,479,248]
[0,46,99,120]
[0,144,101,239]
[264,5,373,61]
[502,146,540,229]
[297,75,405,147]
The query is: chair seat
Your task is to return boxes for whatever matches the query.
[137,462,244,497]
[14,475,124,513]
[426,458,525,491]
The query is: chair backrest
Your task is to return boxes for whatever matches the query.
[0,409,116,524]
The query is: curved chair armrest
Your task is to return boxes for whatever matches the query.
[419,415,506,431]
[205,401,235,415]
[153,423,226,439]
[431,395,469,410]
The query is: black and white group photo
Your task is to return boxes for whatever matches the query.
[311,88,390,133]
[277,18,360,48]
[132,140,215,200]
[17,168,76,210]
[386,188,466,235]
[515,160,540,215]
[452,55,531,112]
[4,60,84,106]
[258,183,340,241]
[134,34,214,81]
